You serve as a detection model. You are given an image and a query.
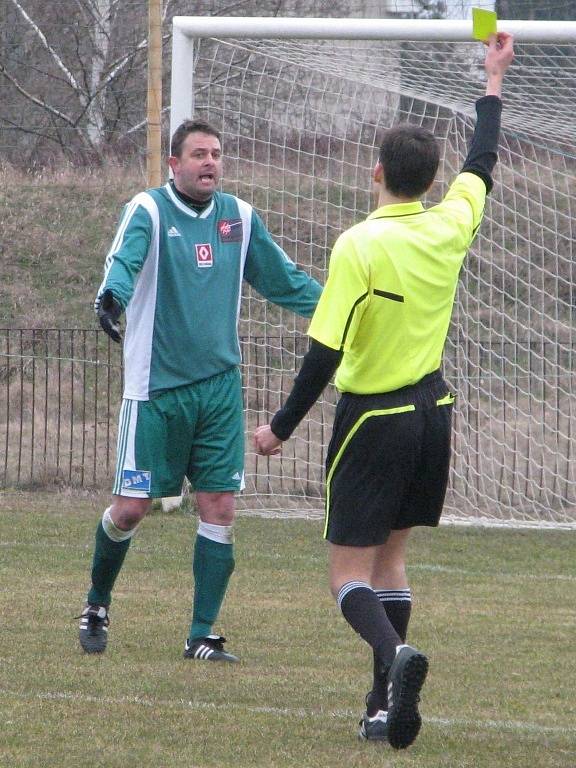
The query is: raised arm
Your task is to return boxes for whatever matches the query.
[484,31,515,98]
[461,32,515,192]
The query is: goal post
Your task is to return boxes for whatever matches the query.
[169,16,576,528]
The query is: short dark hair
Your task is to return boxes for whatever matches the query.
[378,124,440,198]
[170,119,221,158]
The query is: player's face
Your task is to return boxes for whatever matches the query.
[170,132,222,201]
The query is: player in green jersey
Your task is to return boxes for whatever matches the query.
[255,34,514,746]
[78,119,322,662]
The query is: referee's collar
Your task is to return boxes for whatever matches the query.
[367,201,425,219]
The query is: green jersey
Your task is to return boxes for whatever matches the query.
[96,184,322,400]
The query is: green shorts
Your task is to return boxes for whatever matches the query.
[113,367,245,498]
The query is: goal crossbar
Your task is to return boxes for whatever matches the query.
[173,16,576,43]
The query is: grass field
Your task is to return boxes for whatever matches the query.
[1,491,575,768]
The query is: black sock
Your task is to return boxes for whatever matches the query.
[368,589,412,715]
[376,588,412,643]
[337,581,401,671]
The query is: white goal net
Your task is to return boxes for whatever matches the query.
[174,18,576,526]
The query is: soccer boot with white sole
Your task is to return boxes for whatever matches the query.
[183,634,239,663]
[386,644,428,749]
[78,603,110,654]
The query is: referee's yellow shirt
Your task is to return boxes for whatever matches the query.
[308,172,487,394]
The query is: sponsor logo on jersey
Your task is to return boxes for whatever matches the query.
[195,243,213,267]
[167,226,181,237]
[218,219,243,243]
[122,469,152,492]
[231,471,242,481]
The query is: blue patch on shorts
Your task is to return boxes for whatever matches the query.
[122,469,152,492]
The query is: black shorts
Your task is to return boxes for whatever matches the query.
[324,371,454,547]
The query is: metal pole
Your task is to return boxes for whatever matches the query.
[173,16,576,44]
[147,0,163,188]
[170,24,195,145]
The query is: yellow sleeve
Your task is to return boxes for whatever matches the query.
[308,230,369,351]
[433,171,487,243]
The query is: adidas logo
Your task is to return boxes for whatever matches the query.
[167,226,181,237]
[231,471,241,481]
[189,641,215,660]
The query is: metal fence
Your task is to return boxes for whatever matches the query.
[0,329,121,489]
[1,328,575,526]
[0,328,314,491]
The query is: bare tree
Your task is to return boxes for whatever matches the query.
[0,0,177,162]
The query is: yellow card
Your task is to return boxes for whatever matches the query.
[472,8,497,41]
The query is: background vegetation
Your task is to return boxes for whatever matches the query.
[0,164,143,328]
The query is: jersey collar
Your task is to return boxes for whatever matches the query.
[367,201,425,220]
[164,183,215,219]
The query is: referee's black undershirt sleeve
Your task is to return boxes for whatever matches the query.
[270,339,343,440]
[461,95,503,193]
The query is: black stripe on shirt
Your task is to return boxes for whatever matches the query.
[340,292,369,350]
[373,289,404,302]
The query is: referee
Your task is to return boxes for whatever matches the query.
[255,33,514,749]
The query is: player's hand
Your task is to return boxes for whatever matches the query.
[254,424,283,456]
[97,289,123,343]
[484,32,514,77]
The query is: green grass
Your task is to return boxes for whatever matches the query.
[1,491,576,767]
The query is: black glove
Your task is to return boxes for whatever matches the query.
[97,289,123,343]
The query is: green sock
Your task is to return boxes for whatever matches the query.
[189,534,235,641]
[87,520,131,606]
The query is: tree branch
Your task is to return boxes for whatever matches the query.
[83,0,116,45]
[72,34,159,128]
[125,105,170,137]
[6,0,84,98]
[0,65,76,129]
[0,117,68,147]
[0,64,93,147]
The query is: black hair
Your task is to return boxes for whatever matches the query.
[170,119,221,157]
[378,124,440,197]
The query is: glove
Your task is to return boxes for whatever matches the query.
[97,289,123,343]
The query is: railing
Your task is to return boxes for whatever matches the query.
[0,329,121,489]
[0,328,313,491]
[1,329,575,526]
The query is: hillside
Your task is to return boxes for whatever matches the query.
[0,165,144,329]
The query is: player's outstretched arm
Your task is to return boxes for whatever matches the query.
[243,211,322,318]
[254,339,342,456]
[96,289,123,343]
[459,33,514,192]
[484,32,515,97]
